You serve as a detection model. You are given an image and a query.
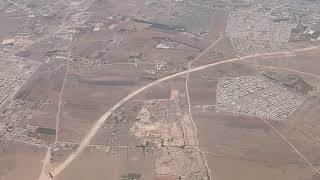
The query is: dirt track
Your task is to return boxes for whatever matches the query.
[50,45,320,178]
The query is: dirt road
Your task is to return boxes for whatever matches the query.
[51,45,320,178]
[38,148,52,180]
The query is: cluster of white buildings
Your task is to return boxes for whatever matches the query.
[217,75,304,120]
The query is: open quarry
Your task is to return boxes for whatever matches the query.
[0,0,320,180]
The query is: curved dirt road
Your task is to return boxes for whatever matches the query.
[51,45,320,178]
